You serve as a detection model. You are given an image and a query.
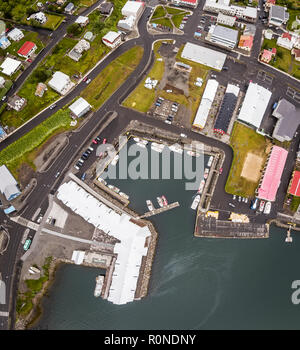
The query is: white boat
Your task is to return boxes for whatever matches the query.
[198,179,205,194]
[119,192,129,200]
[146,200,154,211]
[94,275,104,297]
[111,154,119,166]
[259,200,265,212]
[169,144,183,154]
[108,184,120,193]
[151,142,165,153]
[203,168,209,179]
[98,177,107,186]
[191,195,200,210]
[162,195,168,206]
[157,196,164,207]
[263,201,271,214]
[207,155,213,167]
[133,137,140,142]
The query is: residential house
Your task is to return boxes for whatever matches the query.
[0,57,22,76]
[75,16,89,27]
[7,28,24,41]
[68,39,90,61]
[65,2,75,14]
[238,35,254,51]
[0,36,11,49]
[48,71,74,95]
[7,95,26,111]
[260,48,276,63]
[17,41,37,58]
[31,12,47,24]
[276,32,294,50]
[99,2,114,16]
[292,48,300,61]
[102,31,122,48]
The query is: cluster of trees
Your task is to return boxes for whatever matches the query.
[0,0,34,20]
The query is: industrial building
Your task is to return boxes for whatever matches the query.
[192,79,219,131]
[257,146,288,202]
[217,13,236,27]
[237,82,272,129]
[118,16,135,31]
[57,180,151,305]
[203,0,257,22]
[0,165,21,201]
[69,97,91,118]
[181,42,227,70]
[102,31,122,48]
[268,4,289,26]
[214,84,240,134]
[171,0,198,8]
[209,25,239,49]
[48,71,74,95]
[288,171,300,197]
[272,99,300,142]
[121,1,145,19]
[0,57,22,76]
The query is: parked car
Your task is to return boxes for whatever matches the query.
[92,139,98,144]
[37,214,43,224]
[102,138,107,144]
[250,198,258,210]
[165,119,171,124]
[49,104,57,110]
[86,78,91,84]
[55,171,60,178]
[78,159,84,164]
[81,173,86,181]
[219,167,223,174]
[23,239,32,251]
[89,145,94,152]
[233,195,236,200]
[83,76,88,82]
[27,58,32,63]
[229,203,235,207]
[96,136,101,143]
[74,163,81,170]
[1,95,6,101]
[238,196,241,202]
[81,153,88,160]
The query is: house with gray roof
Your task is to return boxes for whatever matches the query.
[268,5,289,26]
[272,99,300,142]
[0,165,21,201]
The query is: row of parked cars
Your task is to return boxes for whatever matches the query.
[74,136,107,170]
[165,101,179,125]
[179,14,191,31]
[230,195,272,214]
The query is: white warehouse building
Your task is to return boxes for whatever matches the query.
[209,25,239,49]
[192,79,219,131]
[237,82,272,129]
[69,97,91,118]
[121,1,145,19]
[181,42,227,70]
[57,180,151,305]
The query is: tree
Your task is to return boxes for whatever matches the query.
[67,23,82,37]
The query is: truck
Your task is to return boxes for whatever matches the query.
[272,102,278,110]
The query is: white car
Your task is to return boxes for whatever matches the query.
[229,203,235,207]
[233,195,236,200]
[165,120,171,124]
[86,78,91,84]
[238,196,241,202]
[37,215,43,224]
[180,133,187,138]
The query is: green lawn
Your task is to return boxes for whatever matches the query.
[291,195,300,212]
[81,46,144,110]
[151,17,173,29]
[165,6,185,15]
[225,122,270,197]
[151,6,166,19]
[0,110,72,177]
[262,38,300,79]
[123,42,165,112]
[0,80,12,100]
[172,13,188,28]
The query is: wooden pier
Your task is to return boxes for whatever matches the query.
[137,202,180,219]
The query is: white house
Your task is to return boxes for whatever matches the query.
[48,71,74,95]
[30,12,47,24]
[7,28,24,41]
[0,57,22,76]
[68,39,90,61]
[118,15,135,31]
[75,16,89,27]
[0,36,11,49]
[276,32,295,50]
[0,165,21,201]
[69,97,91,118]
[102,31,122,48]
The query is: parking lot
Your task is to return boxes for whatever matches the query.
[152,97,180,125]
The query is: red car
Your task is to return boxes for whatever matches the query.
[92,139,98,144]
[102,138,107,144]
[83,76,88,82]
[219,168,223,174]
[27,58,32,63]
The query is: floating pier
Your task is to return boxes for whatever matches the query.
[137,202,180,219]
[285,225,293,243]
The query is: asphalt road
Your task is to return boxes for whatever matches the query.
[1,1,300,330]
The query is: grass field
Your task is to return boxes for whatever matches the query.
[225,122,270,197]
[151,17,173,28]
[151,5,188,29]
[151,6,166,19]
[123,42,165,112]
[0,80,12,100]
[23,13,65,31]
[0,110,72,177]
[81,46,144,110]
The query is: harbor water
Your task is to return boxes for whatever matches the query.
[35,141,300,329]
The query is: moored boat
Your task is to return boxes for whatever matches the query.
[161,195,168,206]
[157,196,164,207]
[264,201,271,214]
[119,192,129,200]
[207,155,213,167]
[198,179,205,194]
[111,154,119,166]
[98,177,107,186]
[169,144,183,154]
[146,200,154,211]
[108,184,120,193]
[94,275,104,297]
[191,195,200,210]
[203,168,209,179]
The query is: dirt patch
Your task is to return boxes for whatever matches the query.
[163,83,184,95]
[241,153,264,182]
[34,133,68,172]
[16,163,36,188]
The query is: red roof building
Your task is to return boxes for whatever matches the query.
[238,35,254,51]
[17,41,37,58]
[289,171,300,197]
[257,146,288,202]
[260,48,276,63]
[282,32,292,41]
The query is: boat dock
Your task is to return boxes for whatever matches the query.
[137,202,180,219]
[285,224,293,243]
